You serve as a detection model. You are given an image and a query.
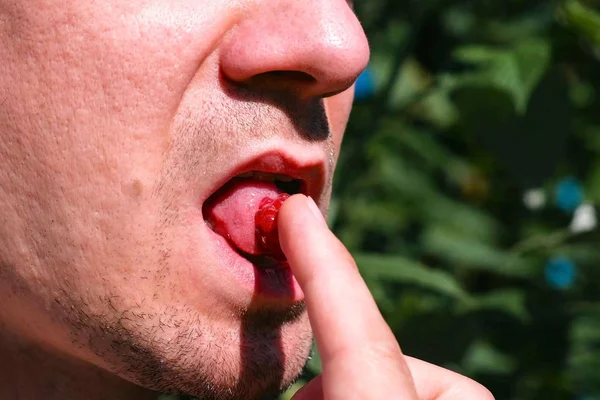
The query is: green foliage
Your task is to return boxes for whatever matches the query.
[452,37,551,114]
[282,1,600,399]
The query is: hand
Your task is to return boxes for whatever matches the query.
[278,195,494,400]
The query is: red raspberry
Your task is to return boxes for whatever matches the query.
[255,193,290,260]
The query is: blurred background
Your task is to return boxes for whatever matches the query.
[281,0,600,399]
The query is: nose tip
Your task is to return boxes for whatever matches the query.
[219,0,370,98]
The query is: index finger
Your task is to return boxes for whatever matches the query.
[278,194,418,398]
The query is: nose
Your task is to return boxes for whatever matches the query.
[219,0,370,99]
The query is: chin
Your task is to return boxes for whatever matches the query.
[85,300,313,400]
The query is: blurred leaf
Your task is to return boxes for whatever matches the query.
[586,159,600,203]
[417,197,501,244]
[452,38,551,114]
[305,342,323,375]
[462,340,518,375]
[422,226,537,277]
[568,313,600,392]
[353,253,471,300]
[460,289,531,323]
[389,58,432,108]
[279,381,307,400]
[560,0,600,46]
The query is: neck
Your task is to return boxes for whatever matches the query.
[0,327,158,400]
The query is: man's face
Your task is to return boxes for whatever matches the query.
[0,0,368,398]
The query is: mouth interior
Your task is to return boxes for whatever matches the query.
[203,173,302,268]
[274,179,301,195]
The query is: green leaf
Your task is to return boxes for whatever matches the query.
[417,197,501,244]
[279,381,307,400]
[560,0,600,45]
[421,226,537,278]
[353,253,471,300]
[305,342,323,375]
[568,313,600,390]
[452,38,551,114]
[460,289,531,323]
[462,340,518,375]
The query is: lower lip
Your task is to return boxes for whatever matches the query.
[204,223,305,305]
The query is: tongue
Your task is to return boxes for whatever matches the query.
[204,180,283,256]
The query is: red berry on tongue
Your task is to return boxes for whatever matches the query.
[255,193,290,260]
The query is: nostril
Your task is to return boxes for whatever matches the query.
[249,70,317,87]
[262,70,316,81]
[223,69,323,100]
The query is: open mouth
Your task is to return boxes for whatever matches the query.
[202,171,304,268]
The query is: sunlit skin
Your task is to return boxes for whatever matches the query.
[0,0,494,399]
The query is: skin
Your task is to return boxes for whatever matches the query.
[0,0,494,399]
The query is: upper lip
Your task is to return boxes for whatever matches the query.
[203,147,328,204]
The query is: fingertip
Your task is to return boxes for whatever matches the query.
[306,196,327,224]
[278,193,309,222]
[464,382,495,400]
[278,194,333,282]
[278,194,326,239]
[406,357,495,400]
[446,379,495,400]
[278,194,310,238]
[278,194,307,257]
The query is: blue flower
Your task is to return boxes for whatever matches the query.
[555,178,584,213]
[545,257,576,290]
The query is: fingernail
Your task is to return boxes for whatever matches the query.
[306,196,327,226]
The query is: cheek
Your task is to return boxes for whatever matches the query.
[0,0,240,337]
[0,0,239,263]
